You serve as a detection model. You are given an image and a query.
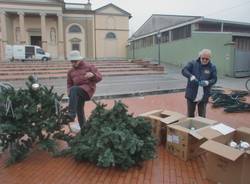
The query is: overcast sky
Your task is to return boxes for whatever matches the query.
[65,0,250,35]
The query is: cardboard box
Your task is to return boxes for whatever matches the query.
[166,116,220,161]
[139,109,185,145]
[200,127,250,184]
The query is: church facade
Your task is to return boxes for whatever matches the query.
[0,0,131,61]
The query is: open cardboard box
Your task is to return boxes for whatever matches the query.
[200,127,250,184]
[139,109,185,145]
[166,116,221,161]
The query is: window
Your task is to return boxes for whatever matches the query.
[70,38,81,51]
[139,36,153,48]
[106,32,116,39]
[161,31,169,43]
[36,48,45,54]
[172,25,191,41]
[72,43,80,51]
[69,25,81,33]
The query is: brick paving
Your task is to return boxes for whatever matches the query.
[1,92,249,184]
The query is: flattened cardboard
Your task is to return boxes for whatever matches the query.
[200,140,244,161]
[161,114,186,125]
[196,127,224,140]
[211,123,235,135]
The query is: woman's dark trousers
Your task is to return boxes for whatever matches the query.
[68,86,89,129]
[187,99,207,117]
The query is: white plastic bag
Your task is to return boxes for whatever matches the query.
[194,86,204,102]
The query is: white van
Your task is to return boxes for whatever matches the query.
[5,45,51,61]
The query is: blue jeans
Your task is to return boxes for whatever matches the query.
[68,86,90,128]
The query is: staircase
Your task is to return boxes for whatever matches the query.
[0,60,165,81]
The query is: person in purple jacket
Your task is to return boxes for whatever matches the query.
[66,50,102,130]
[182,49,217,117]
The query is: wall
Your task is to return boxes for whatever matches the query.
[129,32,234,76]
[95,14,128,30]
[63,16,93,59]
[95,14,129,59]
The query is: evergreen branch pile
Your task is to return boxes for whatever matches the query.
[67,101,156,170]
[211,88,250,112]
[0,76,71,165]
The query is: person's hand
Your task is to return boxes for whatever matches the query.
[199,80,209,87]
[84,72,94,79]
[190,75,198,84]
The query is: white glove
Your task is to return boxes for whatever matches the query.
[190,75,196,81]
[204,80,209,86]
[199,80,209,86]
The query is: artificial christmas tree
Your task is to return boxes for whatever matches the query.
[0,77,156,170]
[66,100,156,170]
[0,76,71,165]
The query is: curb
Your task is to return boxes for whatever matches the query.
[62,88,185,103]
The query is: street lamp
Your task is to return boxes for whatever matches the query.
[132,36,135,60]
[157,32,161,65]
[127,41,131,60]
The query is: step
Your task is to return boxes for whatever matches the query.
[0,67,154,76]
[0,64,145,71]
[0,70,164,81]
[0,60,165,80]
[0,61,134,67]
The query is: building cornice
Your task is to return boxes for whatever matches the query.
[95,12,130,18]
[202,18,250,27]
[0,0,63,6]
[0,8,62,15]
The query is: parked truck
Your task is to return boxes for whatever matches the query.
[5,45,51,62]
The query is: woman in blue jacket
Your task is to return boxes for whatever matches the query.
[182,49,217,117]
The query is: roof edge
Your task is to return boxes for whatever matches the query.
[94,3,132,19]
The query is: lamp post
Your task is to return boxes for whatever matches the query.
[132,36,135,60]
[157,32,161,65]
[127,41,131,60]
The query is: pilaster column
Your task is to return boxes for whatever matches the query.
[0,11,7,62]
[57,13,65,60]
[40,12,47,51]
[18,11,26,44]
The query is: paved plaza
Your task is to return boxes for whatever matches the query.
[0,64,249,184]
[1,92,249,184]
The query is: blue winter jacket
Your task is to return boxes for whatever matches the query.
[182,58,217,102]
